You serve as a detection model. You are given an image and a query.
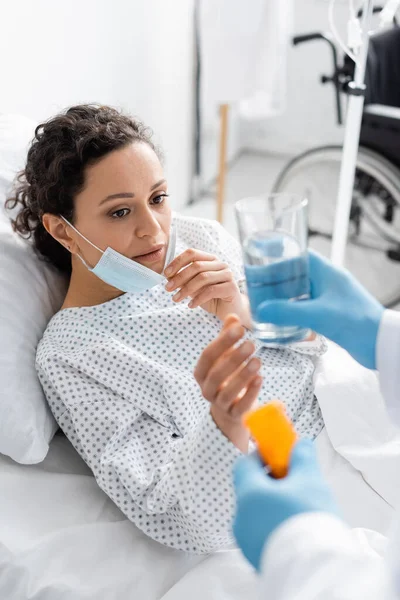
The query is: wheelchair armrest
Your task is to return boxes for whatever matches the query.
[292,32,343,125]
[293,33,326,46]
[364,104,400,121]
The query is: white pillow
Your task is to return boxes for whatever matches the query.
[0,222,67,463]
[0,114,67,463]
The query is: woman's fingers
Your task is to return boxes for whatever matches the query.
[170,269,233,302]
[188,281,235,309]
[165,249,215,279]
[166,260,227,293]
[194,323,245,385]
[223,314,241,330]
[201,341,257,401]
[194,314,262,425]
[214,357,261,410]
[229,376,263,419]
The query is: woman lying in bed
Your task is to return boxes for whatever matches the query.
[7,105,326,554]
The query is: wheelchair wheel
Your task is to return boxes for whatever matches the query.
[272,145,400,305]
[273,145,400,244]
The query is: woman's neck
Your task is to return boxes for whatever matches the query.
[62,256,124,309]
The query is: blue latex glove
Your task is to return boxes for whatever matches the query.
[233,440,339,571]
[256,251,384,369]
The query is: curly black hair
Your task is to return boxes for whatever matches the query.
[5,104,160,274]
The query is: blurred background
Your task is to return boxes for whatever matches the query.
[0,0,348,208]
[1,0,400,304]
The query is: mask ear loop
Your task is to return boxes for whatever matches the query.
[61,216,104,254]
[61,216,104,270]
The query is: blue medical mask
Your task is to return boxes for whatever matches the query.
[61,217,176,294]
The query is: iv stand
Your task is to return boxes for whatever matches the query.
[330,0,374,266]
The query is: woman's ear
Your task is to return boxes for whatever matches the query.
[42,214,78,254]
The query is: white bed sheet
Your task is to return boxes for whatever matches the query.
[0,432,259,599]
[0,342,398,599]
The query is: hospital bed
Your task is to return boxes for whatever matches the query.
[0,114,399,599]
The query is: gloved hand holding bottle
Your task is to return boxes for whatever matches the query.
[232,440,338,571]
[256,251,384,369]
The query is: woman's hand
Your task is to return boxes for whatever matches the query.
[194,315,263,452]
[165,249,251,328]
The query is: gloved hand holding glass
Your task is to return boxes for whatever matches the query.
[255,250,384,369]
[235,194,310,345]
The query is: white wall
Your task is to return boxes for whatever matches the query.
[0,0,195,209]
[198,0,351,188]
[241,0,350,155]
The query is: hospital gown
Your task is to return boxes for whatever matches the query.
[36,214,326,554]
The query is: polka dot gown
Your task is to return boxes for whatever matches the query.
[36,214,327,554]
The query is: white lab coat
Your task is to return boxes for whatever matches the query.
[259,309,400,600]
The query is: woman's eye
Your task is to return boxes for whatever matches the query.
[152,193,169,205]
[111,208,130,219]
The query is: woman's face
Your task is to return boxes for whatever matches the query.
[70,142,172,275]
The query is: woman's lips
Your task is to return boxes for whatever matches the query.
[134,245,165,263]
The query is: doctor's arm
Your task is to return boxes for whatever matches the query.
[257,250,400,424]
[233,251,400,598]
[233,444,393,600]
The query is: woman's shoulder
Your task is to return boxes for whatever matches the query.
[36,306,105,371]
[36,296,135,372]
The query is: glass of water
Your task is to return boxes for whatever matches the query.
[235,193,310,345]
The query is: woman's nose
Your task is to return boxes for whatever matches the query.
[135,207,162,238]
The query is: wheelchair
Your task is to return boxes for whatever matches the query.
[272,10,400,306]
